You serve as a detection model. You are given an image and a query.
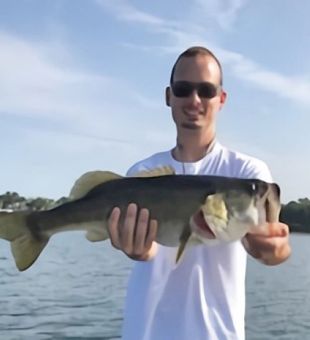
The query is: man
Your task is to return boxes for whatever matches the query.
[108,46,291,340]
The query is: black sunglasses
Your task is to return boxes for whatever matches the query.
[171,81,220,99]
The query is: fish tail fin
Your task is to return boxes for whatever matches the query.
[0,211,48,271]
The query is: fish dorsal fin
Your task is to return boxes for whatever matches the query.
[133,166,176,178]
[70,171,122,200]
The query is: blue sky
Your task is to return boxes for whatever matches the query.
[0,0,309,203]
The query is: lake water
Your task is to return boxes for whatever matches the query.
[0,233,309,339]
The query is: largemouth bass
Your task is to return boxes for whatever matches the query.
[0,167,281,271]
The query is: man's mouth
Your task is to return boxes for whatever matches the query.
[185,110,202,118]
[192,210,216,239]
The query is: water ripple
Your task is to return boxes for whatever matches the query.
[1,233,309,339]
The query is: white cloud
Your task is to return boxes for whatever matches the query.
[215,47,310,107]
[95,1,310,108]
[0,30,177,201]
[95,0,201,44]
[0,31,167,139]
[95,0,165,26]
[0,32,110,120]
[193,0,248,30]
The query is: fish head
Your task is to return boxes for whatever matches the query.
[190,180,274,244]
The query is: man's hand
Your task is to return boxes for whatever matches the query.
[242,222,291,265]
[108,203,158,261]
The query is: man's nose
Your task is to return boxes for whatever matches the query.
[189,89,202,105]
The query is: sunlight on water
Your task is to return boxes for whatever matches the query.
[0,233,309,339]
[0,233,132,339]
[246,234,310,339]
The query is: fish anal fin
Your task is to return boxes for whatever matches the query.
[70,171,122,200]
[133,166,175,178]
[11,235,48,271]
[85,222,109,242]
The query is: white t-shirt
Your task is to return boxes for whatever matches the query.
[122,141,272,340]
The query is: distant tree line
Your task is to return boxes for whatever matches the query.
[0,191,69,211]
[280,198,310,233]
[0,191,309,233]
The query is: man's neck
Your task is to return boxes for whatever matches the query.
[172,135,216,162]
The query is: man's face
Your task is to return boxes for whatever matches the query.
[167,54,226,135]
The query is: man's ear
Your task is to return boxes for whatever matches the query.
[165,86,170,107]
[219,90,227,110]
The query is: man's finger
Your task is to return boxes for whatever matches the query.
[250,222,289,237]
[108,207,121,249]
[133,208,150,253]
[268,223,289,237]
[121,203,138,254]
[145,219,158,250]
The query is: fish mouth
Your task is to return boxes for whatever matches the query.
[192,209,216,239]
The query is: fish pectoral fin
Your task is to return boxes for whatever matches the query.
[11,235,48,271]
[70,171,122,200]
[133,166,176,178]
[175,227,192,264]
[176,233,204,263]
